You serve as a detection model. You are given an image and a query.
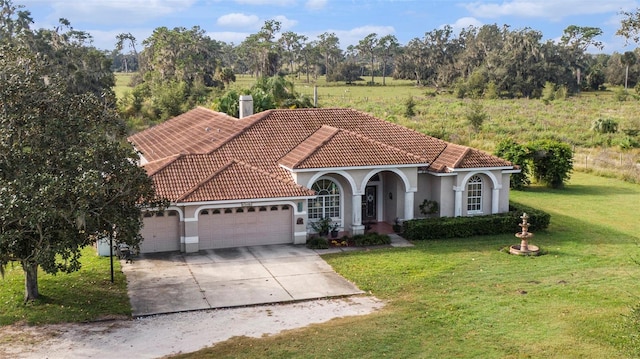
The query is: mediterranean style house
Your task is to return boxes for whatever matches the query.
[128,97,519,253]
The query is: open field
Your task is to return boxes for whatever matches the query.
[114,72,136,99]
[229,74,640,183]
[173,171,640,358]
[117,74,640,152]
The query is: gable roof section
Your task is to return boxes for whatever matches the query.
[429,143,513,173]
[144,154,230,201]
[128,107,238,163]
[279,125,428,169]
[178,160,315,203]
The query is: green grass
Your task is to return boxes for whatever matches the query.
[0,246,130,325]
[114,72,136,99]
[173,171,640,358]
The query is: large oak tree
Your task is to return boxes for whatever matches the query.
[0,1,161,301]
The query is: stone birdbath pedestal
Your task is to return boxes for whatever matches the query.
[509,213,540,256]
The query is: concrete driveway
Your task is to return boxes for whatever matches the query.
[122,244,364,317]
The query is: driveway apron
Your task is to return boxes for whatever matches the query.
[122,244,364,317]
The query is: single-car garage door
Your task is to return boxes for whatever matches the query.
[139,210,180,253]
[198,205,293,249]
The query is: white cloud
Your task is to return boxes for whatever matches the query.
[234,0,296,5]
[463,0,638,21]
[306,0,327,10]
[217,13,261,28]
[45,0,197,25]
[446,17,483,32]
[271,15,298,30]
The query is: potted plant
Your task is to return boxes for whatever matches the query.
[310,217,332,236]
[330,222,340,238]
[392,217,402,233]
[419,199,439,217]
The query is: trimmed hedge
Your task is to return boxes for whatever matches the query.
[351,233,391,246]
[402,202,550,241]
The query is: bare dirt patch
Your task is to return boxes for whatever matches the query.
[0,296,383,359]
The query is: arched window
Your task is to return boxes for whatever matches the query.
[308,179,340,220]
[467,175,483,214]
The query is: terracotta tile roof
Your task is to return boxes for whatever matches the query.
[429,143,512,173]
[145,154,230,201]
[279,125,427,169]
[179,160,315,202]
[278,125,339,169]
[129,107,516,203]
[128,107,237,163]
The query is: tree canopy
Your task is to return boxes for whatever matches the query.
[0,0,162,301]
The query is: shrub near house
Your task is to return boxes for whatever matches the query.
[402,202,550,241]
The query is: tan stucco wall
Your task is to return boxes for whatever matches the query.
[415,173,435,218]
[500,173,512,212]
[435,176,456,217]
[382,173,402,222]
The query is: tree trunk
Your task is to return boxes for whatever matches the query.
[625,65,629,89]
[382,61,387,86]
[371,58,375,84]
[22,261,39,302]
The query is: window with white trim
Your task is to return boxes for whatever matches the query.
[308,179,341,220]
[467,175,483,214]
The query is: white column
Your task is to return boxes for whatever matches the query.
[351,194,365,235]
[404,191,415,220]
[491,186,501,214]
[454,186,463,217]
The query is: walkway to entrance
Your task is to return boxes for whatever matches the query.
[122,244,364,317]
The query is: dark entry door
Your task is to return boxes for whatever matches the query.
[362,186,377,222]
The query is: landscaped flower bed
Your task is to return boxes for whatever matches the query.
[306,233,391,249]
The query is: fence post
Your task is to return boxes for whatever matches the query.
[585,155,588,170]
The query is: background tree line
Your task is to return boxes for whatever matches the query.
[109,18,640,128]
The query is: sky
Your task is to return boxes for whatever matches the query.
[14,0,640,53]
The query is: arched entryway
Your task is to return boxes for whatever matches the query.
[360,169,415,231]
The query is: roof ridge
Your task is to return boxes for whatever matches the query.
[130,107,228,138]
[295,125,339,168]
[144,153,183,176]
[452,145,471,168]
[337,127,426,162]
[176,159,236,202]
[345,108,449,160]
[206,110,274,154]
[234,160,310,190]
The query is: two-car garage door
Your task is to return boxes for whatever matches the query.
[198,205,293,249]
[139,205,294,253]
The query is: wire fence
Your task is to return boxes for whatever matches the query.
[573,148,640,183]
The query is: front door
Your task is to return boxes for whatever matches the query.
[362,186,377,222]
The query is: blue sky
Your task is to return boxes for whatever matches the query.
[16,0,640,53]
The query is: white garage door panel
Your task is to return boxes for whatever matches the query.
[139,211,180,253]
[199,206,293,249]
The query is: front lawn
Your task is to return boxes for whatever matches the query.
[174,171,640,358]
[0,246,130,325]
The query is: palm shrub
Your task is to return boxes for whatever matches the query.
[484,81,499,99]
[591,118,619,134]
[465,100,488,133]
[614,87,629,101]
[541,81,555,104]
[404,96,416,117]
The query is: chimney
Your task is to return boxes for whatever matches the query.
[239,95,253,118]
